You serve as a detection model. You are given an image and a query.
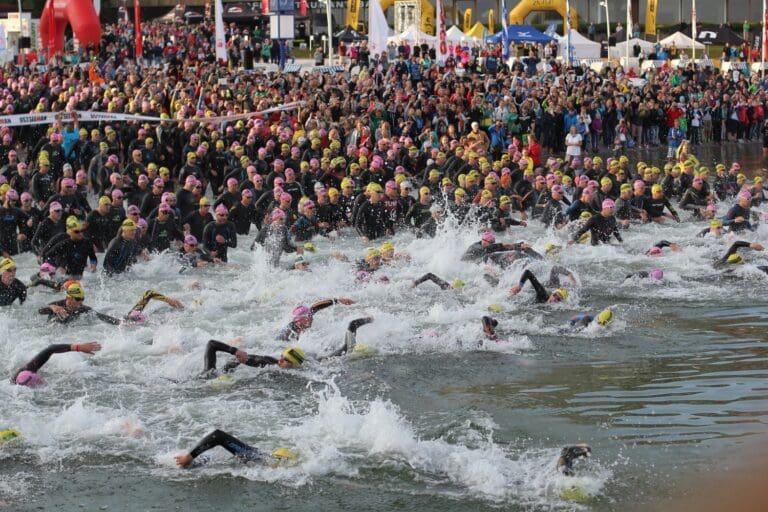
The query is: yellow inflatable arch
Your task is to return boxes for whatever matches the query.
[380,0,436,35]
[508,0,578,35]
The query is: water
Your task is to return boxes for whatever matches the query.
[3,148,768,511]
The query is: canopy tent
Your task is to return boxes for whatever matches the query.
[683,26,745,45]
[387,25,437,44]
[446,25,480,43]
[336,27,366,42]
[610,37,655,57]
[557,29,600,59]
[659,31,705,50]
[486,24,553,45]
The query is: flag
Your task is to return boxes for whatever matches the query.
[368,0,389,56]
[300,0,307,16]
[346,0,361,31]
[437,0,447,61]
[692,0,697,58]
[262,0,269,14]
[487,9,493,33]
[134,0,142,59]
[501,0,509,59]
[463,9,472,33]
[626,0,632,41]
[565,0,572,65]
[645,0,657,36]
[47,0,55,58]
[215,0,228,63]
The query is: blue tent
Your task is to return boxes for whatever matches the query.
[485,25,554,45]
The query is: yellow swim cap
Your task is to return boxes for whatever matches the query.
[281,347,305,367]
[596,308,613,326]
[0,257,16,272]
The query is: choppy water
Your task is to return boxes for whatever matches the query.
[2,145,768,511]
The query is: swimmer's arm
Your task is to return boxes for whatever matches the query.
[512,269,549,302]
[323,317,374,359]
[411,273,451,290]
[131,290,184,311]
[310,297,354,314]
[29,278,62,290]
[179,429,260,466]
[95,311,123,325]
[14,342,101,380]
[720,240,752,262]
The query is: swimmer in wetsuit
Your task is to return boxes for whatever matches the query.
[646,240,681,256]
[38,283,183,325]
[714,241,765,267]
[569,308,613,328]
[201,317,373,377]
[11,341,101,386]
[0,257,26,306]
[175,429,297,467]
[624,268,664,281]
[509,269,569,303]
[557,444,592,476]
[277,297,355,342]
[410,273,465,290]
[461,231,535,263]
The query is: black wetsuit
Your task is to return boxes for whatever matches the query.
[412,273,452,290]
[103,235,141,275]
[276,299,337,342]
[45,237,97,276]
[38,299,121,325]
[188,429,262,463]
[11,343,72,383]
[202,220,238,262]
[517,269,552,303]
[461,241,527,262]
[572,214,623,245]
[202,339,279,376]
[0,278,27,305]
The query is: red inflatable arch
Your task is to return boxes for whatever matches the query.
[39,0,102,58]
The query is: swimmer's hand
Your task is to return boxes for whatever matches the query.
[337,297,354,305]
[166,298,185,309]
[509,284,522,295]
[72,342,101,355]
[175,453,193,467]
[49,304,69,319]
[751,243,764,251]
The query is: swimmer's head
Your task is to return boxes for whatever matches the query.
[271,447,298,463]
[649,268,664,280]
[727,253,743,264]
[557,444,592,476]
[544,243,561,258]
[480,231,495,244]
[279,347,305,369]
[127,310,147,324]
[291,305,312,327]
[549,288,568,303]
[649,246,663,256]
[596,308,613,326]
[39,262,56,276]
[15,370,42,387]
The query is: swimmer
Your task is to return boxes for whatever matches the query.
[201,317,373,376]
[624,268,665,281]
[569,308,613,328]
[646,240,682,256]
[27,262,65,291]
[11,342,101,386]
[715,241,764,266]
[410,273,465,290]
[277,297,356,342]
[380,241,411,264]
[510,269,569,303]
[461,231,536,263]
[0,257,26,306]
[175,429,296,467]
[557,444,592,476]
[697,218,724,238]
[355,248,389,282]
[569,199,623,246]
[290,255,310,271]
[481,316,499,342]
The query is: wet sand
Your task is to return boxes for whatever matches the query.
[648,435,768,512]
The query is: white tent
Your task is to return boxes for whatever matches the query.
[387,24,437,44]
[446,25,480,43]
[659,31,705,50]
[557,29,600,59]
[610,37,655,58]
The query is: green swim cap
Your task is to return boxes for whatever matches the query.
[727,254,743,264]
[487,303,503,313]
[451,279,466,289]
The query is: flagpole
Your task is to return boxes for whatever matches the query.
[625,0,630,70]
[565,0,572,67]
[762,0,766,80]
[692,0,697,62]
[326,0,334,65]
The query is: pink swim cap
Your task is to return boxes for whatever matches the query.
[271,208,286,221]
[214,204,228,215]
[481,231,495,243]
[602,199,616,209]
[280,192,292,203]
[40,262,56,274]
[16,370,42,387]
[127,310,146,323]
[292,304,312,321]
[649,246,662,256]
[184,234,198,245]
[649,268,664,280]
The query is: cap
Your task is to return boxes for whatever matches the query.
[65,281,85,299]
[596,308,614,326]
[481,231,496,243]
[281,347,305,367]
[303,242,316,253]
[602,199,616,209]
[291,304,312,321]
[365,248,381,261]
[98,196,111,206]
[727,253,743,264]
[0,257,16,272]
[127,205,140,215]
[215,204,229,215]
[553,288,568,300]
[121,219,138,230]
[649,268,664,280]
[271,208,286,221]
[66,216,82,231]
[710,218,723,228]
[15,370,42,387]
[649,246,663,255]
